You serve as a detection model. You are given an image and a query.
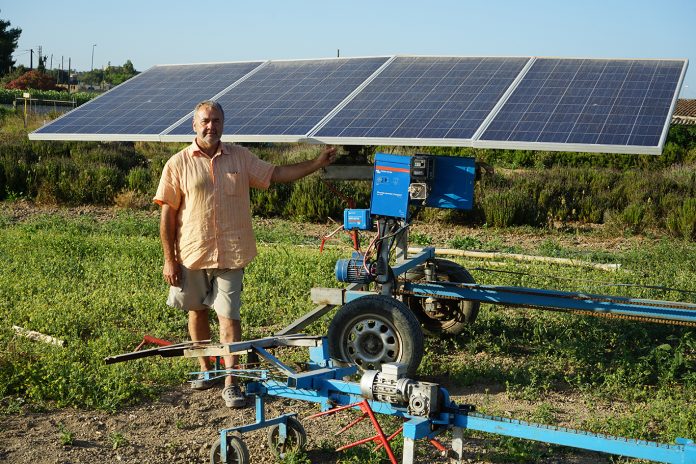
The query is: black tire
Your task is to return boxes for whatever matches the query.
[266,416,307,459]
[210,433,250,464]
[404,259,479,335]
[328,294,424,376]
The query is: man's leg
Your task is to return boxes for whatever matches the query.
[188,308,212,372]
[218,314,241,388]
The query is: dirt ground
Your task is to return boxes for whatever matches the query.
[0,202,641,463]
[0,380,610,464]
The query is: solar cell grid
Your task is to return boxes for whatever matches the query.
[168,57,389,137]
[313,56,529,140]
[34,62,263,137]
[480,58,685,149]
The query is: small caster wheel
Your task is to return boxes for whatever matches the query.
[210,433,249,464]
[267,416,307,459]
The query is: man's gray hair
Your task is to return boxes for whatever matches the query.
[194,100,225,119]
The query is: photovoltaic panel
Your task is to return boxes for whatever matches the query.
[31,62,263,140]
[165,57,390,141]
[312,56,529,142]
[28,55,687,155]
[478,58,687,154]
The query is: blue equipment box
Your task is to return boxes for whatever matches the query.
[370,153,475,220]
[343,209,372,230]
[371,153,411,219]
[425,155,475,211]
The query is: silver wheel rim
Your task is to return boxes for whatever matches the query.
[342,316,401,370]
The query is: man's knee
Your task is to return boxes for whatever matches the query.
[218,315,241,343]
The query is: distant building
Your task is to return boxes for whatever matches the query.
[672,99,696,125]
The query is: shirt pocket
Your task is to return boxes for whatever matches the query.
[223,172,240,196]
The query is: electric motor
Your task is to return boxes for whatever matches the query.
[360,363,441,417]
[335,257,372,283]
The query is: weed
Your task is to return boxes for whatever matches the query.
[57,422,74,446]
[109,432,127,449]
[280,449,312,464]
[448,235,482,250]
[489,436,551,463]
[410,232,432,246]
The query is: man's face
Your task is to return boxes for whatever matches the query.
[193,105,224,148]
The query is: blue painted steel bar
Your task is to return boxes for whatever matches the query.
[390,247,435,276]
[252,376,696,463]
[454,413,696,464]
[404,281,696,324]
[210,337,695,464]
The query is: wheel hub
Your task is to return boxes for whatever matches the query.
[346,318,399,369]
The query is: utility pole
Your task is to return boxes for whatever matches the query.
[91,44,97,71]
[29,49,33,69]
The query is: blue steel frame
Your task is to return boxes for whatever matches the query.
[342,247,696,325]
[213,339,695,464]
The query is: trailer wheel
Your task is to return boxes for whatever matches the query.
[404,259,479,335]
[328,295,424,376]
[210,433,249,464]
[267,417,307,459]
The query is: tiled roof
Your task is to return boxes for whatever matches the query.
[672,99,696,125]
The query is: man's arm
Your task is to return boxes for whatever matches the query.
[160,203,181,287]
[270,146,337,184]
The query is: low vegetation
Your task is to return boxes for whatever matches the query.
[1,111,695,241]
[0,211,694,456]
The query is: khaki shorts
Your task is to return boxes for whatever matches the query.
[167,267,244,320]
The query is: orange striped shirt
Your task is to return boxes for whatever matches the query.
[154,141,274,270]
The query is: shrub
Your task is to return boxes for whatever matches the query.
[620,203,647,235]
[126,167,152,193]
[283,177,345,221]
[114,190,152,210]
[482,190,540,228]
[4,70,59,91]
[666,198,696,240]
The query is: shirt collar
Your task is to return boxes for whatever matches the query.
[190,139,230,158]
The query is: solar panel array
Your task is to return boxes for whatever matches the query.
[478,58,687,153]
[30,55,687,155]
[313,56,528,141]
[33,62,262,140]
[168,57,389,139]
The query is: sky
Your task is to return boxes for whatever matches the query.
[3,0,695,98]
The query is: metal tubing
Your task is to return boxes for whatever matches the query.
[454,413,694,464]
[404,282,696,324]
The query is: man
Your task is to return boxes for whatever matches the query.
[154,100,336,408]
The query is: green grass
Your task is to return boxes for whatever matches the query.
[0,208,694,452]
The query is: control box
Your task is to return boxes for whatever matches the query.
[343,209,372,231]
[370,153,412,219]
[369,153,475,220]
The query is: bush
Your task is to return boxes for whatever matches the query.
[666,198,696,240]
[283,177,345,221]
[4,70,59,91]
[620,203,647,235]
[482,190,540,228]
[126,167,152,194]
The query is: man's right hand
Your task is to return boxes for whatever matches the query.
[163,260,181,287]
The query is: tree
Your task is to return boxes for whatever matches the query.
[4,69,58,90]
[0,12,21,75]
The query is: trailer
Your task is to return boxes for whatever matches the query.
[106,335,696,464]
[277,152,696,375]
